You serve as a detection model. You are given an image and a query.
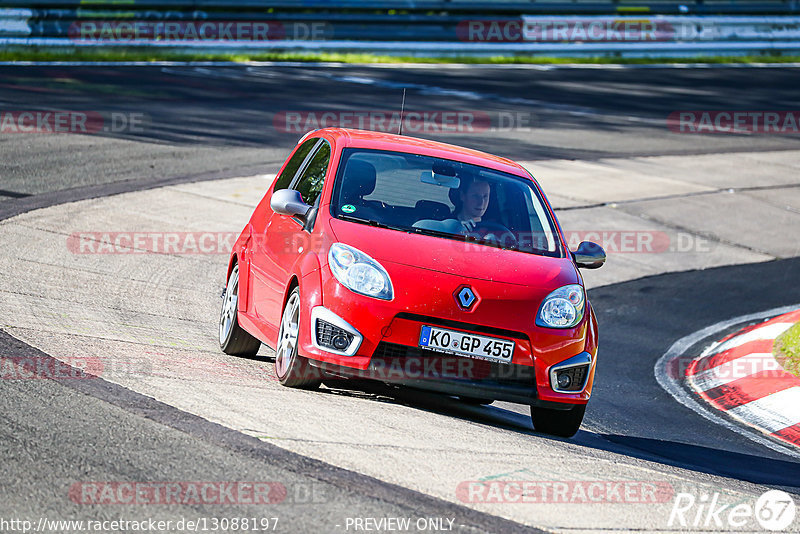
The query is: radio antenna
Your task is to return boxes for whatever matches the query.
[398,88,406,135]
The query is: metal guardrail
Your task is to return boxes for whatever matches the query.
[3,5,800,57]
[0,1,798,15]
[4,36,800,57]
[0,7,30,36]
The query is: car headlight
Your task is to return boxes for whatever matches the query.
[328,243,393,300]
[535,284,585,328]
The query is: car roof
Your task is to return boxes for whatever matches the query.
[307,128,531,178]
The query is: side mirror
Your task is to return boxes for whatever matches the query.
[270,189,311,219]
[572,241,606,269]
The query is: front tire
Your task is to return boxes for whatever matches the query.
[219,264,261,357]
[275,288,321,389]
[531,404,586,438]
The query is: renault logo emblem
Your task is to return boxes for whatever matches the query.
[454,285,478,311]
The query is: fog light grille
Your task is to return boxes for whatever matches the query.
[316,319,354,351]
[555,365,588,392]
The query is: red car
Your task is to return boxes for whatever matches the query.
[219,128,605,437]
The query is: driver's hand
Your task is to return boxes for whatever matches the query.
[461,219,476,233]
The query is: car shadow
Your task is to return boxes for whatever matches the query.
[319,378,537,429]
[573,433,800,490]
[244,306,800,494]
[318,379,800,491]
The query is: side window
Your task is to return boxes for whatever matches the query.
[294,141,331,206]
[273,138,319,192]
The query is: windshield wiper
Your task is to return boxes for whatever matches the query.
[409,226,457,240]
[464,233,521,252]
[339,215,521,252]
[411,226,521,252]
[337,214,407,233]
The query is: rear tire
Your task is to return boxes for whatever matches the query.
[219,264,261,357]
[531,404,586,438]
[275,288,321,389]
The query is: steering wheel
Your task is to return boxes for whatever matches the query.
[470,221,518,248]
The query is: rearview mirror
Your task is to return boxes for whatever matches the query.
[572,241,606,269]
[420,170,460,189]
[270,189,311,219]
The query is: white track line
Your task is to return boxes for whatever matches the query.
[654,303,800,460]
[727,387,800,433]
[710,322,795,354]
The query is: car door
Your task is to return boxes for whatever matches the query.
[251,138,331,329]
[248,137,319,328]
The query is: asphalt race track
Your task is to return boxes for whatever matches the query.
[1,65,799,532]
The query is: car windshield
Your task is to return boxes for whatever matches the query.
[330,148,562,257]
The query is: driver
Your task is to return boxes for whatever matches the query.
[455,178,491,234]
[413,175,514,247]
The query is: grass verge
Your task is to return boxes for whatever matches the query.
[3,48,800,64]
[774,322,800,377]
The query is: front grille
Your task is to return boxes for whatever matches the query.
[395,312,528,341]
[315,319,354,350]
[370,342,534,386]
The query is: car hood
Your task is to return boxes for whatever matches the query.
[327,218,579,287]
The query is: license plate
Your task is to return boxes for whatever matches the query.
[419,325,514,364]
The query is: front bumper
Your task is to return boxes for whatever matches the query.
[312,344,575,409]
[302,296,596,406]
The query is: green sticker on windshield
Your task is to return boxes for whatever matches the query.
[342,204,356,213]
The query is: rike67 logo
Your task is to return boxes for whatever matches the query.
[669,490,796,531]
